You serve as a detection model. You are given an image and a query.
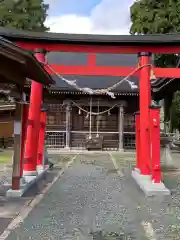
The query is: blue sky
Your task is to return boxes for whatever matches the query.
[47,0,101,16]
[45,0,135,35]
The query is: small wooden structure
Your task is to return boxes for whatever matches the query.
[0,36,53,190]
[0,37,53,147]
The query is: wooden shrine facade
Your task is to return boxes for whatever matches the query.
[43,51,139,150]
[44,94,138,150]
[0,36,53,192]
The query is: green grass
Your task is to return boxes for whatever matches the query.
[111,152,136,161]
[0,150,13,164]
[48,154,77,168]
[110,152,136,170]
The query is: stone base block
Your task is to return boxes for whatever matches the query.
[6,189,24,197]
[24,175,37,183]
[132,169,171,197]
[6,165,49,198]
[36,165,44,174]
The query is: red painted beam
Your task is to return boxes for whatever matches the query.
[16,41,180,54]
[46,65,137,76]
[155,68,180,78]
[87,53,96,66]
[46,64,180,79]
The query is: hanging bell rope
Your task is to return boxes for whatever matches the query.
[96,99,100,137]
[85,112,89,119]
[78,108,81,115]
[88,97,92,139]
[150,68,156,80]
[72,100,117,115]
[43,58,148,98]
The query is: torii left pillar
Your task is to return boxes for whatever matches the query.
[23,49,46,182]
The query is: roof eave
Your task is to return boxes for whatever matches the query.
[1,27,180,46]
[0,37,54,86]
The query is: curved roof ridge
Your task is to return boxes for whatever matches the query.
[0,27,180,45]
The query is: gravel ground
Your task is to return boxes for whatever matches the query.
[2,152,180,239]
[113,151,180,240]
[5,153,148,240]
[0,167,12,197]
[0,153,75,198]
[0,154,76,237]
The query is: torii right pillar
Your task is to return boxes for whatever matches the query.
[132,52,170,196]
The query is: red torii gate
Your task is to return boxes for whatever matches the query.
[5,30,180,195]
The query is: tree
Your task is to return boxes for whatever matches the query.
[0,0,49,31]
[130,0,180,67]
[130,0,180,131]
[130,0,180,35]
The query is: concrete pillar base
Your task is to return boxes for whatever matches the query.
[132,169,170,196]
[6,166,49,197]
[36,165,44,174]
[134,168,141,174]
[24,175,37,183]
[6,189,24,197]
[23,170,37,183]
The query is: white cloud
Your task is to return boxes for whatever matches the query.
[46,15,92,34]
[45,0,135,35]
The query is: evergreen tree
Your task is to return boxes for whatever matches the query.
[0,0,49,31]
[130,0,180,35]
[130,0,180,131]
[130,0,180,67]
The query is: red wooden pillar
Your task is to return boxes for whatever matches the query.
[37,105,47,172]
[135,112,140,172]
[149,105,161,183]
[20,104,29,177]
[23,49,46,180]
[139,52,151,176]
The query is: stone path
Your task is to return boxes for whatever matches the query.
[3,153,145,239]
[0,167,62,237]
[2,152,180,239]
[0,153,76,237]
[113,152,180,240]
